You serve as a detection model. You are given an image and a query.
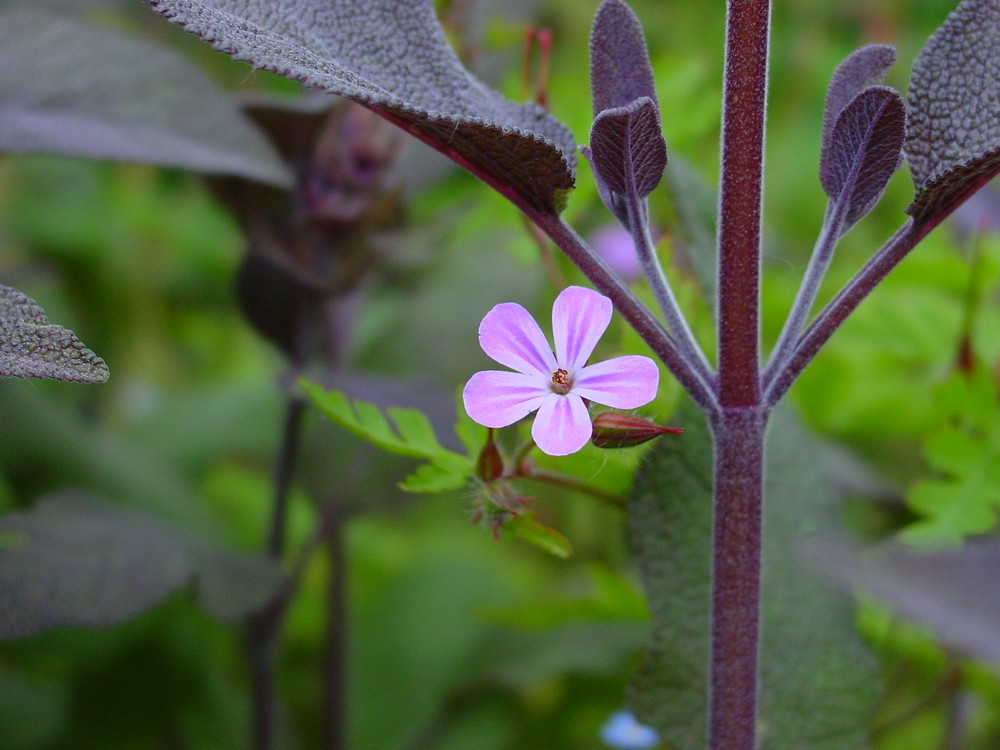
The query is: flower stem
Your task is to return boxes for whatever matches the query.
[520,466,626,509]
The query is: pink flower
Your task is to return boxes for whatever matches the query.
[462,286,660,456]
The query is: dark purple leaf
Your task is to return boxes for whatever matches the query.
[0,493,284,640]
[905,0,1000,226]
[143,0,576,215]
[0,285,109,384]
[590,0,658,115]
[589,97,667,201]
[821,44,896,157]
[821,86,905,230]
[0,8,290,186]
[809,535,1000,664]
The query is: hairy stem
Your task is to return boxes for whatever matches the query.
[520,466,625,508]
[764,219,921,405]
[709,407,768,750]
[717,0,769,409]
[762,201,843,385]
[710,0,770,746]
[626,193,716,388]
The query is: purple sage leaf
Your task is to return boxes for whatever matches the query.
[821,86,905,230]
[905,0,1000,226]
[0,493,284,640]
[143,0,576,215]
[0,285,109,384]
[589,97,668,202]
[821,44,897,157]
[590,0,658,115]
[0,8,290,186]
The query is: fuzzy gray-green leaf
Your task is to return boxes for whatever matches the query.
[905,0,1000,225]
[628,403,879,749]
[0,285,109,384]
[0,8,290,186]
[144,0,576,214]
[0,493,283,639]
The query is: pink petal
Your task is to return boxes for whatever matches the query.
[531,393,593,456]
[478,302,556,375]
[552,286,612,371]
[463,370,549,428]
[573,355,660,409]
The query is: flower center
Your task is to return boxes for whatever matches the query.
[550,368,572,395]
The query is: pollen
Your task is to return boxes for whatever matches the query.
[550,368,572,395]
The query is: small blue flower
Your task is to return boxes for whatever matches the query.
[600,710,660,749]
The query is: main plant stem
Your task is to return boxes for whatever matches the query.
[713,0,769,747]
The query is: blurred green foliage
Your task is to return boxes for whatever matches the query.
[0,0,998,748]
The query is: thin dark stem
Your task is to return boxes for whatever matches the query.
[764,219,922,405]
[519,466,625,508]
[322,505,349,750]
[247,394,308,750]
[709,407,767,750]
[625,194,716,388]
[716,0,769,408]
[532,213,719,413]
[762,200,843,384]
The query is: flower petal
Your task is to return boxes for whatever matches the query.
[531,393,593,456]
[463,370,549,428]
[478,302,556,375]
[552,286,612,371]
[573,355,659,408]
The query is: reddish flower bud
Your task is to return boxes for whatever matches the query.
[475,429,505,483]
[590,412,684,449]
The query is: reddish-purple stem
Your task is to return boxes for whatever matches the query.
[711,0,770,748]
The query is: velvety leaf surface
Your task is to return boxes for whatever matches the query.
[0,493,284,639]
[0,8,290,186]
[590,0,658,114]
[0,285,109,384]
[589,97,667,201]
[821,44,896,156]
[628,402,878,749]
[821,86,905,230]
[143,0,576,215]
[810,534,1000,664]
[905,0,1000,225]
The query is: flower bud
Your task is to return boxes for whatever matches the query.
[591,412,684,449]
[475,429,505,483]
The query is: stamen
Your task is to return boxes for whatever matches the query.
[550,368,572,395]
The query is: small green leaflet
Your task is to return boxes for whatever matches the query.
[903,365,1000,545]
[299,380,473,493]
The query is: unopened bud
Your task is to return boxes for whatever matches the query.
[591,412,684,449]
[475,429,505,482]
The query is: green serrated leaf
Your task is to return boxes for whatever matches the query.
[502,512,573,559]
[627,401,878,749]
[303,380,474,494]
[401,456,471,494]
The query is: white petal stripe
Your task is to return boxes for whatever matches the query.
[462,370,550,428]
[552,286,612,371]
[572,355,660,409]
[532,393,593,456]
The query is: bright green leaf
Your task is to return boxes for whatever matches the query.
[503,512,573,559]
